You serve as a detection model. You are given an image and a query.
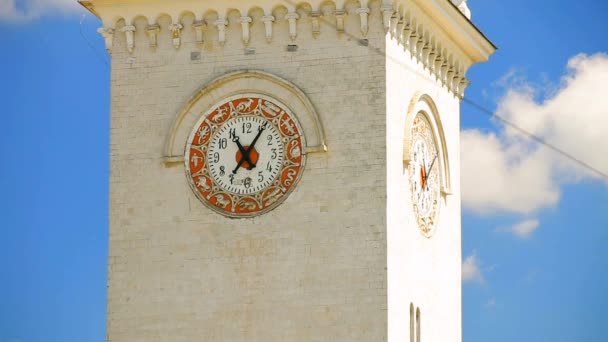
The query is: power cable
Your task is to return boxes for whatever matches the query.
[461,97,608,180]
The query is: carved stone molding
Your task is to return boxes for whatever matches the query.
[89,0,494,96]
[388,1,475,98]
[284,12,299,41]
[381,5,394,32]
[334,10,345,33]
[193,20,206,45]
[146,24,160,48]
[163,70,328,166]
[356,7,370,37]
[97,27,114,52]
[310,11,321,37]
[168,23,183,49]
[215,19,228,46]
[240,16,252,45]
[261,15,275,42]
[120,25,135,53]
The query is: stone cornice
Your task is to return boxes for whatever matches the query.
[385,0,496,97]
[80,0,496,97]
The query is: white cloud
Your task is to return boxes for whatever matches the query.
[0,0,81,21]
[510,219,539,239]
[461,130,558,214]
[462,53,608,214]
[462,253,484,284]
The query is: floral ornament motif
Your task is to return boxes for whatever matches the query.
[185,94,306,217]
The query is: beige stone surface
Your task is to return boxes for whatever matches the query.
[85,0,495,341]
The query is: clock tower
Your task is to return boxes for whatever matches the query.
[81,0,494,340]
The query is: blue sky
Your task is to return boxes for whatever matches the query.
[0,1,607,341]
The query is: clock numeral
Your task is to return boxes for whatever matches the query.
[267,135,273,146]
[229,128,236,140]
[258,171,264,183]
[266,162,272,172]
[219,166,225,176]
[219,138,227,149]
[244,177,252,189]
[242,122,252,134]
[229,173,235,184]
[271,148,277,159]
[213,152,220,163]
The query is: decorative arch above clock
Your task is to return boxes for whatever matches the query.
[403,92,451,196]
[163,70,327,165]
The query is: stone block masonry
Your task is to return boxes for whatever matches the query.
[80,0,495,340]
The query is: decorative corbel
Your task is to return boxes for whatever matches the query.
[458,78,470,98]
[356,7,370,37]
[401,24,411,50]
[169,23,183,49]
[193,20,206,45]
[145,24,160,48]
[97,27,114,52]
[422,42,431,69]
[408,30,418,56]
[453,73,463,95]
[334,10,345,33]
[440,59,449,85]
[215,19,228,46]
[261,15,275,42]
[428,47,437,73]
[285,12,299,40]
[416,36,425,61]
[446,67,455,92]
[240,16,252,45]
[381,5,394,32]
[389,16,398,38]
[448,67,456,83]
[395,19,404,42]
[310,11,321,37]
[121,25,136,53]
[434,54,443,81]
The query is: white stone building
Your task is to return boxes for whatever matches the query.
[80,0,495,340]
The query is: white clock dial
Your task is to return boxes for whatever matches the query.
[185,95,306,217]
[409,113,440,236]
[207,116,284,195]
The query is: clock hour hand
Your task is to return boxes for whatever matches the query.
[424,155,438,188]
[232,122,268,174]
[232,136,256,168]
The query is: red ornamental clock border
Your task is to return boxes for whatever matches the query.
[185,94,306,217]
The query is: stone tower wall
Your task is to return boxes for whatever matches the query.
[89,0,495,340]
[107,2,389,341]
[385,33,463,342]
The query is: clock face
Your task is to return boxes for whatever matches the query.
[408,113,440,236]
[185,94,305,217]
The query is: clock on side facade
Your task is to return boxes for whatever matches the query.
[404,94,450,238]
[408,112,441,236]
[185,94,306,218]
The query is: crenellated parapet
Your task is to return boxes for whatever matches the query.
[80,0,494,98]
[83,0,376,51]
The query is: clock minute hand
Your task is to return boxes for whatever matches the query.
[232,122,268,174]
[424,155,438,187]
[247,121,268,151]
[232,136,255,167]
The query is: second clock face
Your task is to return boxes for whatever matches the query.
[409,112,440,236]
[185,94,305,217]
